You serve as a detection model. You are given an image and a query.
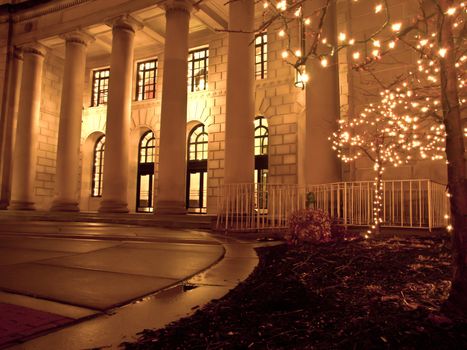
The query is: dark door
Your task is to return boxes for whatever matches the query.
[136,131,155,213]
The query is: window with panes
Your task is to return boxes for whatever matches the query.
[188,48,209,92]
[255,32,268,80]
[91,68,110,106]
[136,59,157,101]
[91,135,105,197]
[188,124,208,161]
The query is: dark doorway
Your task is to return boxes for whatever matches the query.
[136,131,155,213]
[186,124,208,213]
[255,116,269,210]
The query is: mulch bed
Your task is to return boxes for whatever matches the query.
[123,235,467,349]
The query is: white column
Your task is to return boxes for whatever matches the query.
[224,0,255,185]
[304,1,341,184]
[155,0,191,215]
[0,48,23,209]
[99,16,142,213]
[9,44,46,210]
[51,31,94,212]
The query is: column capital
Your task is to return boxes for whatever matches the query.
[13,47,23,60]
[164,0,193,14]
[60,30,95,46]
[21,42,47,58]
[107,14,144,34]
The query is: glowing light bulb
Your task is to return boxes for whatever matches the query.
[339,32,346,41]
[375,4,383,13]
[391,22,402,31]
[278,29,285,37]
[295,49,302,57]
[321,57,328,67]
[352,51,360,59]
[281,50,288,59]
[439,48,447,57]
[446,7,456,15]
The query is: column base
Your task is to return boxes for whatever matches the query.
[50,200,80,212]
[98,200,129,213]
[155,200,187,215]
[0,200,9,210]
[8,200,36,210]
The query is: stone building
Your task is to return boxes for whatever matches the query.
[0,0,446,218]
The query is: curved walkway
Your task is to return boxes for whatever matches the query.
[0,220,274,350]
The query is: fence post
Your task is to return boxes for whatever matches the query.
[344,182,348,227]
[427,180,433,232]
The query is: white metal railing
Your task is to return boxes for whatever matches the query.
[215,180,450,232]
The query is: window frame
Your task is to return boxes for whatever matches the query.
[135,59,158,101]
[188,124,208,161]
[188,47,209,92]
[138,130,156,164]
[255,32,268,80]
[91,68,110,107]
[91,135,105,197]
[254,116,269,156]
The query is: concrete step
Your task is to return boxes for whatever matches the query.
[0,210,216,230]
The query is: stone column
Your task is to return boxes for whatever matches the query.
[0,48,23,209]
[9,44,46,210]
[99,16,142,213]
[304,1,341,184]
[155,0,191,215]
[224,0,255,185]
[51,31,94,212]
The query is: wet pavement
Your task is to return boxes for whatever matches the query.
[0,221,230,349]
[0,219,277,350]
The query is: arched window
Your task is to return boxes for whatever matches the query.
[137,131,155,212]
[91,135,105,197]
[255,117,268,210]
[187,124,208,212]
[139,130,155,164]
[255,116,268,156]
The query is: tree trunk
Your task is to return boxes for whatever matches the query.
[373,160,384,236]
[439,0,467,318]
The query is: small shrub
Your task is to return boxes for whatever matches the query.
[286,208,331,245]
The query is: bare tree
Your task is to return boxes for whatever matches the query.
[330,69,446,235]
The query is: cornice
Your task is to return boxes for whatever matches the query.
[13,0,93,23]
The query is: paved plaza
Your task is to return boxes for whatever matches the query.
[0,220,233,349]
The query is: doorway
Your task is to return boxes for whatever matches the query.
[186,124,208,213]
[136,131,155,213]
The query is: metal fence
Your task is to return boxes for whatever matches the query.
[215,180,450,232]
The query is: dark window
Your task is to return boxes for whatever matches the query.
[187,124,208,213]
[91,68,110,106]
[91,135,105,197]
[255,32,268,80]
[188,48,209,92]
[136,59,157,101]
[136,131,155,213]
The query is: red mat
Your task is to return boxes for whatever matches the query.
[0,303,73,348]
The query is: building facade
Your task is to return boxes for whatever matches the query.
[0,0,447,215]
